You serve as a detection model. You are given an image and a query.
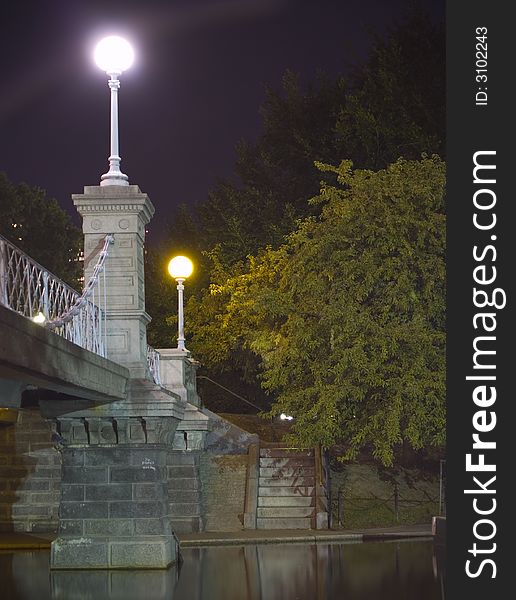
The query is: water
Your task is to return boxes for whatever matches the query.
[1,540,443,600]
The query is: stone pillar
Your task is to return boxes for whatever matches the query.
[50,415,179,569]
[73,185,154,379]
[157,349,201,407]
[157,349,211,451]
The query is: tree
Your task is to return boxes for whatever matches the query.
[0,172,82,287]
[146,9,445,421]
[170,10,444,269]
[187,157,446,465]
[336,10,445,169]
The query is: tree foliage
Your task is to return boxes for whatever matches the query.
[187,157,446,465]
[164,10,444,269]
[0,172,82,286]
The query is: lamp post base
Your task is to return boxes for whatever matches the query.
[100,171,129,186]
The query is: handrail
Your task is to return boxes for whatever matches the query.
[0,233,113,357]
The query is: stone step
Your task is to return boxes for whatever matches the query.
[257,507,315,519]
[258,496,314,508]
[259,467,315,478]
[259,457,314,468]
[256,517,312,529]
[259,486,314,497]
[168,477,201,491]
[260,448,314,458]
[259,477,315,487]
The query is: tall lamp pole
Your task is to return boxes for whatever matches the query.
[168,256,194,351]
[94,36,134,186]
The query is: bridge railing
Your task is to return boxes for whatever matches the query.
[146,345,162,386]
[0,233,111,358]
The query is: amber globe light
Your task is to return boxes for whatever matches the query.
[168,256,194,351]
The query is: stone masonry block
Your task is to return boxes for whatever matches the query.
[59,520,84,535]
[84,519,134,536]
[168,477,201,491]
[133,483,167,501]
[109,466,165,483]
[60,502,108,520]
[62,467,108,484]
[61,485,85,502]
[169,490,200,504]
[11,505,51,517]
[167,465,197,478]
[109,501,167,519]
[133,518,164,535]
[169,503,201,517]
[109,538,175,569]
[167,452,198,466]
[15,479,51,492]
[85,484,132,502]
[51,537,109,569]
[84,447,166,468]
[30,467,61,479]
[62,450,85,467]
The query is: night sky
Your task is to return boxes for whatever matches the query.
[0,0,444,244]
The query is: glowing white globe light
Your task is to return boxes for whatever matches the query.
[280,413,294,421]
[32,312,46,324]
[168,256,194,280]
[94,36,134,74]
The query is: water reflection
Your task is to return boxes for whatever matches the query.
[1,540,442,600]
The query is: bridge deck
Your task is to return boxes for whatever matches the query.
[0,305,128,405]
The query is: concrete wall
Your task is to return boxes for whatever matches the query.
[199,454,248,531]
[0,408,60,532]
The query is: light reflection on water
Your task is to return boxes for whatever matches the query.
[1,540,443,600]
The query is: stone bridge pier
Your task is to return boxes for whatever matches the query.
[40,184,204,569]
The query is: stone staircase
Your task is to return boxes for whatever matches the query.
[256,447,322,530]
[167,451,203,533]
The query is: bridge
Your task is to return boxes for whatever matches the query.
[0,184,212,570]
[0,37,329,570]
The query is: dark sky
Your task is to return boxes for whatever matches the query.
[0,0,444,244]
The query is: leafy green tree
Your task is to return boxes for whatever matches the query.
[187,157,445,465]
[336,10,445,169]
[169,10,444,270]
[147,9,445,421]
[0,172,82,286]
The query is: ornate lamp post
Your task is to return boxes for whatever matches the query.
[168,256,194,351]
[94,36,134,186]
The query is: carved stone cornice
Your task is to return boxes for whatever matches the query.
[73,185,155,225]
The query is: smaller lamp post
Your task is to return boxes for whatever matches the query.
[94,36,134,186]
[168,256,194,351]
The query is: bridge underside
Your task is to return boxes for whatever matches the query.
[0,305,129,407]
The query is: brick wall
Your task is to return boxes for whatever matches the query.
[199,454,248,531]
[0,408,61,532]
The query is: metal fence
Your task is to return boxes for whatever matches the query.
[333,485,440,527]
[146,345,162,385]
[0,233,111,358]
[0,233,163,384]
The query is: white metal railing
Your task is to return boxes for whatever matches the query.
[146,345,161,385]
[0,233,113,357]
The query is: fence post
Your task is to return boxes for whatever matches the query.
[394,482,399,522]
